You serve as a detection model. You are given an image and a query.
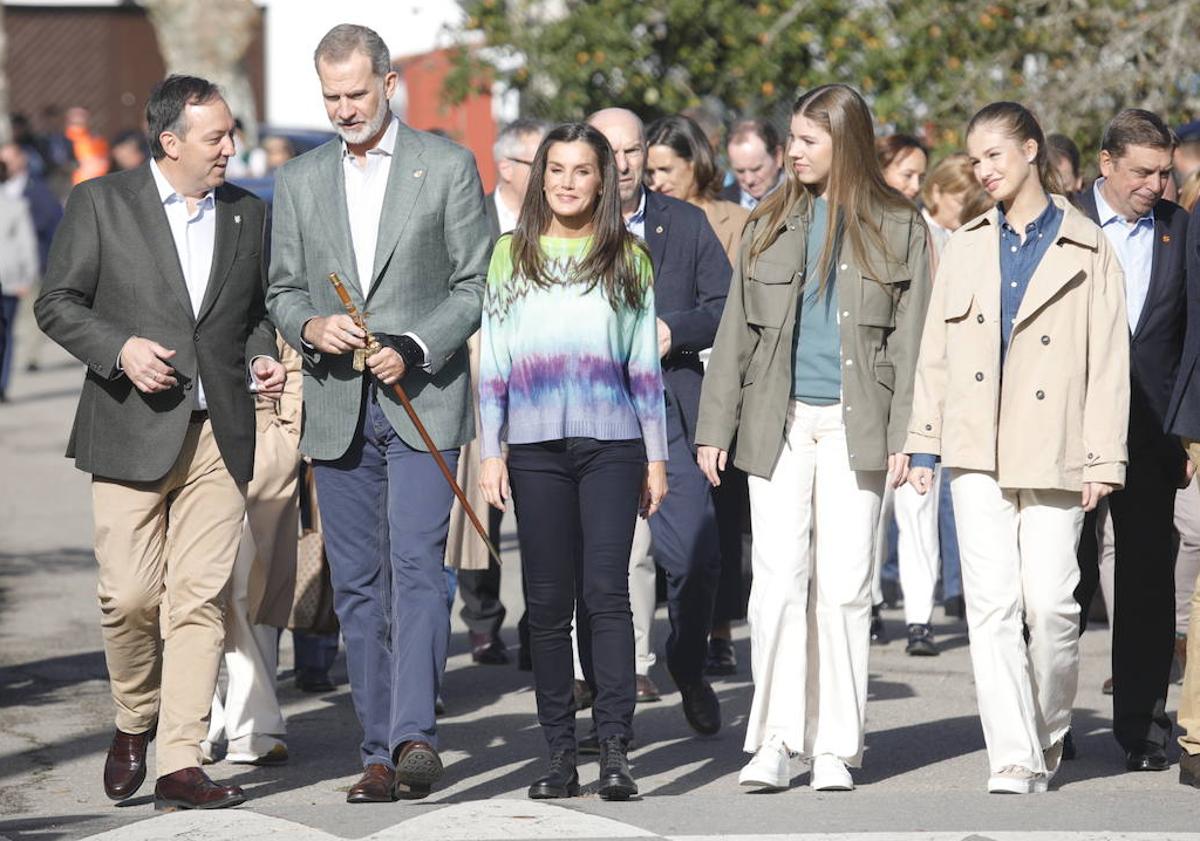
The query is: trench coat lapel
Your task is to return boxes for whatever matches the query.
[1013,201,1097,329]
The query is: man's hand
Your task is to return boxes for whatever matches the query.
[657,318,672,359]
[480,457,510,512]
[888,453,910,489]
[366,346,407,385]
[251,357,287,401]
[1081,482,1116,512]
[302,315,366,354]
[697,445,727,487]
[120,336,178,394]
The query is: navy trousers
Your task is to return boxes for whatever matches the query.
[645,397,722,684]
[313,387,458,768]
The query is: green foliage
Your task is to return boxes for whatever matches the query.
[448,0,1200,157]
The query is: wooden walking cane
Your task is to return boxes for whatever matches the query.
[326,272,503,567]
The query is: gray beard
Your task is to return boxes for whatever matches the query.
[333,97,389,146]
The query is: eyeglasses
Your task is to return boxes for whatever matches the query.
[506,157,534,167]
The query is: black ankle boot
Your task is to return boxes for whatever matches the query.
[597,736,638,801]
[528,750,578,799]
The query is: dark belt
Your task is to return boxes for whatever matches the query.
[189,409,209,423]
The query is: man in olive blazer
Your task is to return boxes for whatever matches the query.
[266,24,488,803]
[35,76,283,810]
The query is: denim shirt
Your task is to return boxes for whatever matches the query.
[998,197,1063,363]
[910,197,1062,472]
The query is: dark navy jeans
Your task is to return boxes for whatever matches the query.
[508,437,644,755]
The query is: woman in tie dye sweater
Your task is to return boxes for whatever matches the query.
[478,122,667,803]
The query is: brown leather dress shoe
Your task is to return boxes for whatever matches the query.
[635,674,661,703]
[346,763,395,804]
[392,741,443,800]
[103,727,154,801]
[153,767,245,812]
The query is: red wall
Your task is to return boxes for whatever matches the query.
[400,48,496,193]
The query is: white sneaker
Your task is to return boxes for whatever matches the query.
[1043,740,1064,784]
[810,754,854,791]
[988,764,1048,794]
[738,736,792,790]
[225,736,289,766]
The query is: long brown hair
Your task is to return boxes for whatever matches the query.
[510,122,648,310]
[646,114,721,199]
[966,101,1063,196]
[747,84,911,282]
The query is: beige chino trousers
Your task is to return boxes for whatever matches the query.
[93,417,247,777]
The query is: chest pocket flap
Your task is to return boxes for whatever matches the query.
[744,258,799,329]
[943,281,975,322]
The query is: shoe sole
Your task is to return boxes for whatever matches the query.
[154,793,246,812]
[738,777,788,791]
[987,778,1047,794]
[905,645,940,657]
[394,747,443,799]
[1181,769,1200,788]
[346,792,396,804]
[597,782,638,801]
[528,783,580,799]
[811,780,854,791]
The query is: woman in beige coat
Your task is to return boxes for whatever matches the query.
[905,102,1129,794]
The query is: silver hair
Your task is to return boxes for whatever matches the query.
[492,118,549,163]
[313,24,392,77]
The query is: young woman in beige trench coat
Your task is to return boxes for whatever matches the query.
[905,102,1130,794]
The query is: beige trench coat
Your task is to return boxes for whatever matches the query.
[904,195,1130,491]
[444,331,491,571]
[246,336,303,627]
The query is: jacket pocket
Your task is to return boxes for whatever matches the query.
[874,359,895,392]
[744,260,798,328]
[858,273,898,328]
[943,288,974,322]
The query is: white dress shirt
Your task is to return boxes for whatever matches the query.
[1093,178,1155,332]
[494,189,518,235]
[150,158,216,409]
[338,114,429,367]
[343,115,399,294]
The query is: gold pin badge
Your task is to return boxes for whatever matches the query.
[1163,234,1172,243]
[413,169,425,178]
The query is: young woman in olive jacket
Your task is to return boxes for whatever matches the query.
[905,102,1129,794]
[694,84,931,792]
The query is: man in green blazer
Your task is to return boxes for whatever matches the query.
[266,24,489,803]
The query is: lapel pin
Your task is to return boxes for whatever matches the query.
[655,225,664,234]
[413,169,425,178]
[1163,234,1171,243]
[234,215,241,224]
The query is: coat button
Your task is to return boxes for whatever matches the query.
[193,331,200,342]
[1087,452,1095,459]
[975,371,984,381]
[1036,390,1045,400]
[845,359,854,367]
[977,314,985,323]
[1041,335,1050,345]
[840,263,848,271]
[924,423,932,431]
[184,382,193,391]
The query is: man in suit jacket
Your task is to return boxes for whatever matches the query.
[1074,109,1189,772]
[266,24,489,803]
[35,75,285,810]
[719,118,785,210]
[458,117,546,667]
[588,108,730,737]
[1167,180,1200,789]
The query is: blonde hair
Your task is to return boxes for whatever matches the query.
[1179,169,1200,212]
[920,154,980,216]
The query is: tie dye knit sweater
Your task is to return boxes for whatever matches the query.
[479,234,668,463]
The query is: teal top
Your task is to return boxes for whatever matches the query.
[791,196,841,404]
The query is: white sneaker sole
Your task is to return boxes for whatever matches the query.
[811,777,854,792]
[987,775,1048,794]
[738,764,789,790]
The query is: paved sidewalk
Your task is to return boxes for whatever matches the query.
[2,342,1198,841]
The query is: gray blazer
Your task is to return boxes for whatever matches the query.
[266,121,490,460]
[34,164,276,484]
